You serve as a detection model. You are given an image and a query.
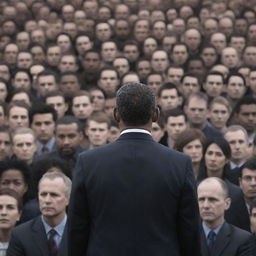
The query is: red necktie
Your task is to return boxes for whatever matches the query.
[48,229,58,256]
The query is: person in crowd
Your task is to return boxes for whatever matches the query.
[174,128,206,178]
[179,73,201,99]
[225,73,247,109]
[0,79,8,103]
[30,103,57,159]
[7,172,71,256]
[198,137,251,232]
[11,128,37,166]
[0,189,22,256]
[160,108,187,148]
[224,125,250,185]
[203,71,225,99]
[43,115,84,171]
[151,119,165,143]
[0,159,40,224]
[7,102,30,132]
[232,96,256,144]
[71,90,93,125]
[198,177,252,256]
[157,83,181,112]
[68,82,201,256]
[184,92,222,139]
[250,199,256,234]
[88,87,106,112]
[85,111,111,149]
[0,126,12,161]
[45,91,68,120]
[239,158,256,219]
[209,96,232,134]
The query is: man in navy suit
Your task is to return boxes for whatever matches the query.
[7,172,71,256]
[67,82,201,256]
[198,177,252,256]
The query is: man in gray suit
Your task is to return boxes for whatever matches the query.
[198,177,252,256]
[7,172,71,256]
[68,82,201,256]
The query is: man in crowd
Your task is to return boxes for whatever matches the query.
[30,103,57,159]
[44,115,84,170]
[68,82,201,256]
[198,177,252,256]
[7,172,71,256]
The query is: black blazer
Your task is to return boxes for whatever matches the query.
[201,222,252,256]
[7,216,67,256]
[68,132,202,256]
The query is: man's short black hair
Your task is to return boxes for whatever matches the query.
[29,102,57,124]
[233,96,256,114]
[240,158,256,177]
[56,115,82,132]
[163,108,187,123]
[116,82,156,126]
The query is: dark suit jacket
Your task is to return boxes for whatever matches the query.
[198,166,251,232]
[68,132,201,256]
[225,165,242,186]
[7,216,67,256]
[201,222,252,256]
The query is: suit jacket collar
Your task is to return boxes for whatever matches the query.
[31,216,67,256]
[31,216,49,256]
[201,222,231,256]
[117,132,154,141]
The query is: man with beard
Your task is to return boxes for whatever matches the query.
[43,115,84,171]
[80,49,102,89]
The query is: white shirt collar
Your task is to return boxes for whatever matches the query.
[120,129,151,136]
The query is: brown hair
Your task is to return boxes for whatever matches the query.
[174,128,206,152]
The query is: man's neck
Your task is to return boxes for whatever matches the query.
[204,219,224,230]
[231,159,244,166]
[207,169,223,179]
[190,122,205,130]
[43,213,65,228]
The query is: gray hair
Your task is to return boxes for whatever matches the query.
[39,171,72,198]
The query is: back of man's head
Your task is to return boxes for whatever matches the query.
[116,82,156,126]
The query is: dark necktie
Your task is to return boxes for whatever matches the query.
[207,230,216,250]
[48,229,58,256]
[42,145,49,154]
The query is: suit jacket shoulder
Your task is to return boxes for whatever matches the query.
[7,216,48,256]
[69,132,201,256]
[201,222,252,256]
[7,216,67,256]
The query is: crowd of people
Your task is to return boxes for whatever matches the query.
[0,0,255,255]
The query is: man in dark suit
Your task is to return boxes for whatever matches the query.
[67,82,201,256]
[198,177,252,256]
[7,172,71,256]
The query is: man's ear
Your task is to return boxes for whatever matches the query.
[225,197,231,210]
[152,107,160,122]
[114,108,120,123]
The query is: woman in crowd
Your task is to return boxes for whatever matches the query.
[0,159,39,224]
[0,188,21,256]
[198,137,251,231]
[174,128,206,178]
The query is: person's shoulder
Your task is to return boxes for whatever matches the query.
[229,223,252,240]
[13,216,41,234]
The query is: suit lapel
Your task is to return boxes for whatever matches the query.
[201,231,209,256]
[31,216,49,256]
[211,222,231,256]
